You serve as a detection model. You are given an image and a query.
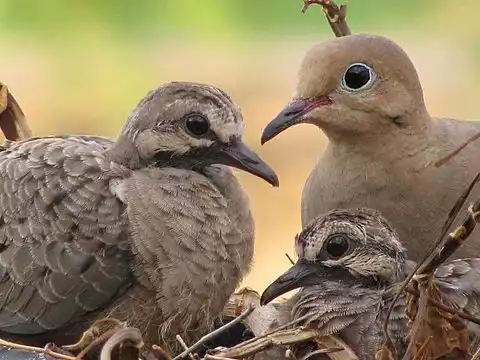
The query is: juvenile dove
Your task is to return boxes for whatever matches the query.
[0,81,278,351]
[261,34,480,260]
[260,208,480,360]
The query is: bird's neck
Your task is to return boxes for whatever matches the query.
[325,111,433,163]
[291,280,407,358]
[106,135,145,169]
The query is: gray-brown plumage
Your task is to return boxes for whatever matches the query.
[0,81,278,351]
[260,208,480,360]
[261,34,480,261]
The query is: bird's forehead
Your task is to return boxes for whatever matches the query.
[166,96,244,143]
[296,219,365,261]
[295,34,412,99]
[296,42,348,98]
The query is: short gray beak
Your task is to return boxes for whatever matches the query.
[261,97,332,145]
[260,260,323,305]
[219,140,279,187]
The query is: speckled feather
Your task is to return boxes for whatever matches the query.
[0,82,257,351]
[0,136,131,335]
[278,209,480,360]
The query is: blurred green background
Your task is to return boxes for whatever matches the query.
[1,0,479,290]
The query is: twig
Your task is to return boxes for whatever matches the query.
[175,336,195,360]
[152,344,174,360]
[203,355,235,360]
[0,83,32,140]
[217,313,312,354]
[0,338,76,360]
[300,347,344,360]
[285,253,295,265]
[173,304,255,360]
[435,131,480,167]
[402,285,430,360]
[99,328,144,360]
[404,286,480,326]
[437,172,480,243]
[420,198,480,274]
[75,329,118,359]
[64,318,126,351]
[383,172,480,349]
[471,345,480,360]
[211,327,356,359]
[301,0,351,37]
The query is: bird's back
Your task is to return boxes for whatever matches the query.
[0,136,132,337]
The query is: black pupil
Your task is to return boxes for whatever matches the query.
[344,64,371,90]
[326,235,349,258]
[186,115,209,136]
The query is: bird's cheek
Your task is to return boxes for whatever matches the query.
[305,103,341,127]
[136,131,167,159]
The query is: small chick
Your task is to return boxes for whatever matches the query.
[261,34,480,260]
[261,208,480,360]
[0,81,278,352]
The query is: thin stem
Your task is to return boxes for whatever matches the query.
[435,131,480,167]
[174,335,195,360]
[285,253,295,265]
[76,329,118,359]
[300,347,344,360]
[404,286,480,326]
[383,173,480,347]
[301,0,351,37]
[173,305,255,360]
[0,339,76,360]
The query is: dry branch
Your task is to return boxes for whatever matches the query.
[207,288,358,360]
[173,304,254,360]
[301,0,351,37]
[377,168,480,360]
[435,131,480,167]
[0,339,76,360]
[64,318,127,351]
[209,327,354,360]
[0,83,32,141]
[382,171,480,353]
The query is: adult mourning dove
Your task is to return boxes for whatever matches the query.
[0,81,278,351]
[261,34,480,260]
[260,208,480,360]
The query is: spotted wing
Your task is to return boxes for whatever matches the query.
[0,136,132,334]
[435,258,480,334]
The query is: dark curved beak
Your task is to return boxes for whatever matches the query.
[261,97,332,145]
[219,140,279,187]
[260,260,324,305]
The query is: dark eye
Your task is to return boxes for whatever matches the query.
[185,114,209,136]
[341,63,375,91]
[325,234,349,258]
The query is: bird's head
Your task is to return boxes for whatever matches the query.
[118,81,279,187]
[261,34,428,145]
[260,208,406,305]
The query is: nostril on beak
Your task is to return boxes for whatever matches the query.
[284,108,304,118]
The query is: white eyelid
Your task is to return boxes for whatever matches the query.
[338,62,377,93]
